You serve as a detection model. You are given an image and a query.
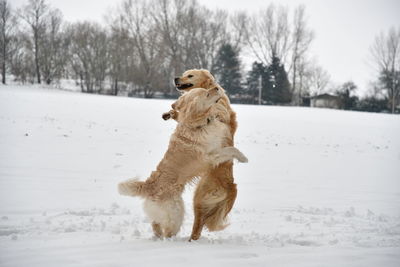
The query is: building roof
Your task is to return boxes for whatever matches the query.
[311,93,340,100]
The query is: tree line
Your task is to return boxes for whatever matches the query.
[0,0,399,113]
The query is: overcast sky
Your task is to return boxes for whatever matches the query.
[12,0,400,94]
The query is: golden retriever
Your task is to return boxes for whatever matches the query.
[163,69,239,240]
[118,87,247,238]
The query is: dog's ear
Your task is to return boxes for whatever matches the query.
[198,70,215,89]
[183,96,214,128]
[183,97,201,122]
[199,76,214,89]
[199,78,212,89]
[186,96,199,112]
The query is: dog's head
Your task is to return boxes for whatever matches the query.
[174,69,216,92]
[172,87,222,126]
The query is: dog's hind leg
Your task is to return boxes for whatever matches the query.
[190,177,228,241]
[163,197,184,238]
[145,197,184,238]
[190,203,206,241]
[190,179,208,241]
[164,226,179,238]
[152,222,163,238]
[191,162,237,239]
[204,182,237,232]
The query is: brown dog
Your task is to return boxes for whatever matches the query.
[163,69,239,240]
[119,87,247,238]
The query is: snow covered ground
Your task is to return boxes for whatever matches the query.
[0,85,399,266]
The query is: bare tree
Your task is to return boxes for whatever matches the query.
[119,0,165,98]
[245,4,314,104]
[9,30,34,83]
[153,0,185,74]
[107,13,132,95]
[41,8,67,84]
[294,57,310,98]
[370,27,400,113]
[246,4,291,66]
[151,0,188,94]
[308,64,331,96]
[68,22,109,93]
[0,0,18,84]
[18,0,50,84]
[228,11,248,53]
[366,81,386,99]
[154,0,227,71]
[289,5,314,104]
[193,9,228,70]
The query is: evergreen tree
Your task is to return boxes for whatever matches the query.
[246,61,265,103]
[213,43,243,95]
[357,96,387,113]
[265,56,292,104]
[245,58,292,104]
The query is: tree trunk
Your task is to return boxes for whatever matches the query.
[1,61,5,84]
[292,61,297,104]
[79,71,84,92]
[391,65,396,114]
[114,78,119,96]
[34,30,41,84]
[299,72,303,105]
[2,34,5,84]
[392,93,395,114]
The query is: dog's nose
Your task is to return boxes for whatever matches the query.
[174,77,180,85]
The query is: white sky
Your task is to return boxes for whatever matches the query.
[11,0,400,94]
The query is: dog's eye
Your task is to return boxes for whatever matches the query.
[188,75,193,78]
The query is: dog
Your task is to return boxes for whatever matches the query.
[162,69,239,240]
[119,87,247,238]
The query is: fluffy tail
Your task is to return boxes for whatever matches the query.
[118,178,148,198]
[204,183,237,231]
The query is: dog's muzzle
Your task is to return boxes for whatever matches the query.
[176,83,194,90]
[174,77,193,90]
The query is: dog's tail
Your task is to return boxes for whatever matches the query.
[204,183,237,232]
[118,178,149,198]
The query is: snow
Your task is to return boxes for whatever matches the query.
[0,85,399,266]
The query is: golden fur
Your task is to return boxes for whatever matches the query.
[119,87,247,238]
[164,69,239,240]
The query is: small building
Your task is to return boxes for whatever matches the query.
[310,94,342,109]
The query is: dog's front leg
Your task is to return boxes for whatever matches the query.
[208,147,248,166]
[162,109,179,121]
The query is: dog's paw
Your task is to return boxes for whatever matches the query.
[162,112,171,120]
[189,234,200,241]
[162,110,177,121]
